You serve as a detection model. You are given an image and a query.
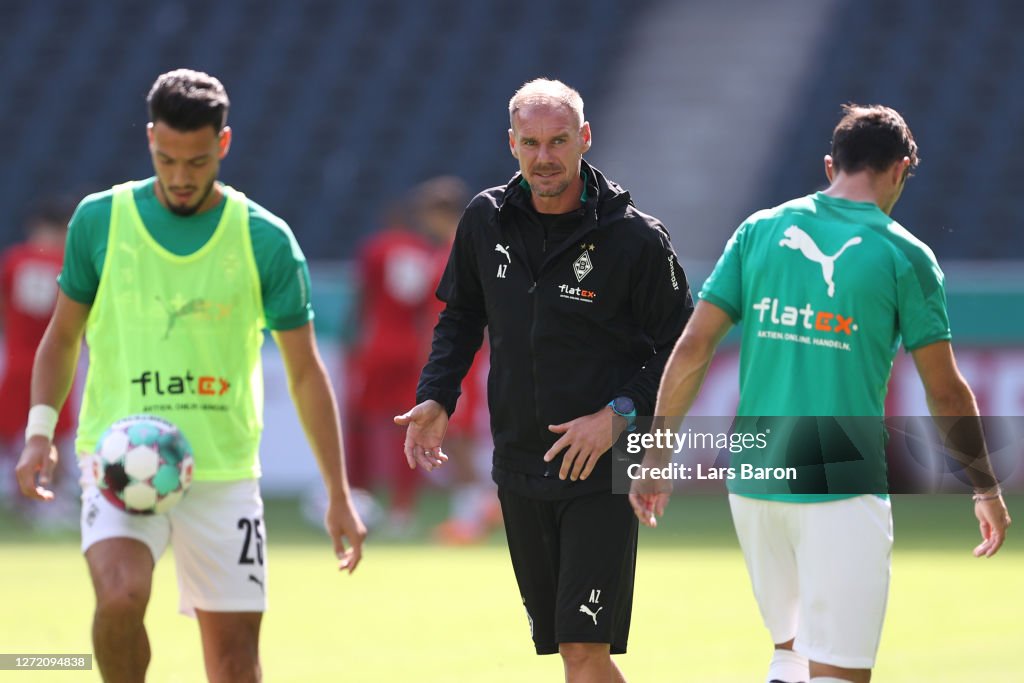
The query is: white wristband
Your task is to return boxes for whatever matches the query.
[25,404,59,441]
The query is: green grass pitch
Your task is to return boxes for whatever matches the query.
[0,494,1019,681]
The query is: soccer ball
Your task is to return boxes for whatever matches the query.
[94,415,195,515]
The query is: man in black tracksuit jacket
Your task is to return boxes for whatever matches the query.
[396,78,692,682]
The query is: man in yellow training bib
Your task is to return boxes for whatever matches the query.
[15,69,366,683]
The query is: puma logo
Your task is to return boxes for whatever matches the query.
[248,574,264,593]
[156,296,232,339]
[157,296,207,339]
[495,244,511,263]
[579,604,603,625]
[779,226,862,298]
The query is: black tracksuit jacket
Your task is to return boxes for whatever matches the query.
[417,161,693,499]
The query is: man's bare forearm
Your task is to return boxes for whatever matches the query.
[287,358,350,500]
[31,325,83,412]
[927,385,998,491]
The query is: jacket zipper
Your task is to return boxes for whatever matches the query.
[516,206,599,479]
[528,280,551,476]
[532,225,548,475]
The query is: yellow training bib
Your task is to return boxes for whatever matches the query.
[77,181,266,481]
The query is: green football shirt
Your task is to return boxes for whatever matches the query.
[700,192,951,499]
[59,177,313,330]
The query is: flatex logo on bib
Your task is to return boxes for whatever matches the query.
[778,226,861,298]
[130,371,231,397]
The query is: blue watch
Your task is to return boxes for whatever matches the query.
[608,396,637,432]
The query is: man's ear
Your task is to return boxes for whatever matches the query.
[823,154,835,183]
[508,128,518,159]
[894,156,911,184]
[581,122,592,154]
[218,126,232,159]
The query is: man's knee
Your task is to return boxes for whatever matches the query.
[94,585,149,622]
[86,539,154,621]
[559,642,611,666]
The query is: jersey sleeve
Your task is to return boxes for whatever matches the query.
[57,193,110,304]
[248,208,314,331]
[895,244,951,350]
[1,247,14,299]
[699,222,746,322]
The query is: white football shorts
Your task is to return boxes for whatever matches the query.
[729,494,893,669]
[79,455,268,617]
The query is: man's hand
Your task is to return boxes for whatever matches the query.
[394,400,450,471]
[15,435,58,502]
[325,493,367,573]
[628,450,673,528]
[543,406,626,481]
[973,495,1011,558]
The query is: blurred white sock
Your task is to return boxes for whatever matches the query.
[451,485,483,524]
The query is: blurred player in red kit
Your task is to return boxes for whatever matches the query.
[410,177,499,544]
[0,199,77,523]
[342,201,437,533]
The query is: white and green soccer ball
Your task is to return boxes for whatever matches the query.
[94,415,195,515]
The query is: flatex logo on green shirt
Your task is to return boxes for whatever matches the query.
[750,226,862,353]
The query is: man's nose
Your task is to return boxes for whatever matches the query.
[170,166,191,186]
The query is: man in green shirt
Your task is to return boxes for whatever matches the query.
[631,105,1010,683]
[15,69,366,683]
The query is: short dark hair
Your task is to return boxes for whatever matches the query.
[24,195,75,236]
[410,176,469,215]
[29,195,75,226]
[147,69,230,133]
[830,103,919,175]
